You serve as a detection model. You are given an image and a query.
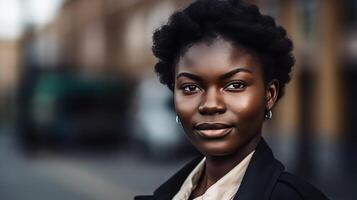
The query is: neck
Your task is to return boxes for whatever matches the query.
[202,135,261,187]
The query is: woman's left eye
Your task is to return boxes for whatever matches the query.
[225,82,246,90]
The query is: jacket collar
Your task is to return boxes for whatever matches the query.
[153,156,202,200]
[233,138,284,200]
[153,137,284,200]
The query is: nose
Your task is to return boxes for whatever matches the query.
[198,87,226,115]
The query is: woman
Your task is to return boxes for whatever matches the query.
[135,0,329,199]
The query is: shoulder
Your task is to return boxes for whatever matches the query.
[271,172,329,200]
[134,156,203,200]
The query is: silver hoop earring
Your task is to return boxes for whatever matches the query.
[265,110,273,119]
[175,115,181,124]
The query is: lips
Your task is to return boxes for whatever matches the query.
[194,123,234,139]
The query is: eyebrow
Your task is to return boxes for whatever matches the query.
[176,72,203,82]
[219,67,252,80]
[176,67,252,81]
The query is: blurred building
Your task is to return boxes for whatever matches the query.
[0,39,19,128]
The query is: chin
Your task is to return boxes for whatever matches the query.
[196,142,237,157]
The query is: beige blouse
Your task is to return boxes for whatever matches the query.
[172,151,254,200]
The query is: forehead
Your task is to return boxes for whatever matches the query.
[176,38,262,77]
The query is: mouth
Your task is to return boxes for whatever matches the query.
[194,123,234,139]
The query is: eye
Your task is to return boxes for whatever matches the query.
[225,81,246,91]
[181,84,201,94]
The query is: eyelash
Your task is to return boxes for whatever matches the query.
[180,81,247,94]
[224,81,247,91]
[181,84,201,94]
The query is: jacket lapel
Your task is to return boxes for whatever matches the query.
[153,156,203,200]
[233,138,285,200]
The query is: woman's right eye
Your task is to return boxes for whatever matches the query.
[181,84,201,94]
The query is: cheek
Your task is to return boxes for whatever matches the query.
[174,93,200,121]
[174,93,201,139]
[226,91,265,120]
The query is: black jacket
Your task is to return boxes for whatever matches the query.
[135,138,329,200]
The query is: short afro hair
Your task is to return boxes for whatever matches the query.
[152,0,295,101]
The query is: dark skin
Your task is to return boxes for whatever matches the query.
[174,38,279,198]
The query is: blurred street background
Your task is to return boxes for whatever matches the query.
[0,0,356,199]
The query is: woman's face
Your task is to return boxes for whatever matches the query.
[174,38,277,156]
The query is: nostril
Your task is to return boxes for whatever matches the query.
[198,88,226,115]
[198,102,226,115]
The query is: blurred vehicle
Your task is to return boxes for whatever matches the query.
[131,75,196,159]
[18,71,131,152]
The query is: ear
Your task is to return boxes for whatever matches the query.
[265,79,279,110]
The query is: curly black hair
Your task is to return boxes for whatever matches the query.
[152,0,294,101]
